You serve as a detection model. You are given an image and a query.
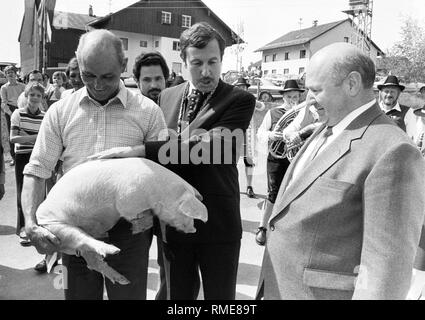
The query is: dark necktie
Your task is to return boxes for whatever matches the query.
[185,89,205,123]
[306,126,333,163]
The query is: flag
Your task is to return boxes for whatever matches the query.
[30,2,40,47]
[37,0,55,43]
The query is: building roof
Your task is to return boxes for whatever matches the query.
[256,20,347,52]
[87,0,243,44]
[52,11,99,31]
[255,18,383,54]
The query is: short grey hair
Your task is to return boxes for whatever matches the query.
[331,50,376,89]
[76,29,125,66]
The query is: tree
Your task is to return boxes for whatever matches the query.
[377,17,425,82]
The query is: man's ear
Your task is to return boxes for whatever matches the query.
[345,71,362,97]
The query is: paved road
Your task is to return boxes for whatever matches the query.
[0,154,268,300]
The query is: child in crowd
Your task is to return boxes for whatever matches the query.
[46,71,66,108]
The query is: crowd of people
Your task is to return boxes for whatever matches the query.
[1,21,425,300]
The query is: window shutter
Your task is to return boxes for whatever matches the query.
[157,11,161,23]
[191,16,195,25]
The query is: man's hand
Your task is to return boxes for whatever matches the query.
[87,145,146,160]
[269,131,284,141]
[284,131,302,146]
[0,184,5,200]
[26,224,60,255]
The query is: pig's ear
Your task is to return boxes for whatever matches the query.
[179,192,208,222]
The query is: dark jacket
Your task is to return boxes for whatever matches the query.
[384,104,409,132]
[145,80,256,243]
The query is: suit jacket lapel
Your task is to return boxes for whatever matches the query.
[160,83,187,131]
[271,103,384,221]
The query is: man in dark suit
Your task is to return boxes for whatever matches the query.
[378,75,409,131]
[257,43,425,299]
[91,22,255,299]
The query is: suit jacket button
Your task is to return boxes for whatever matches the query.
[270,225,275,231]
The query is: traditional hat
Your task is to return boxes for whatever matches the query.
[234,77,250,88]
[279,79,304,94]
[377,75,405,91]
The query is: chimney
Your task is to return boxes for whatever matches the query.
[89,5,94,17]
[313,20,318,27]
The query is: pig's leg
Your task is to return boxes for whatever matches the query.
[81,250,130,285]
[43,224,130,285]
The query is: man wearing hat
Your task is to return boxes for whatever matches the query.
[233,77,265,198]
[256,79,304,245]
[378,75,409,131]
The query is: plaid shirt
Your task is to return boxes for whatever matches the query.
[24,82,167,179]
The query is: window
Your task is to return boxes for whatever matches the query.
[344,37,349,43]
[120,38,128,51]
[172,41,180,51]
[182,15,192,28]
[264,55,270,62]
[300,50,306,59]
[272,54,277,61]
[283,69,289,75]
[272,69,277,74]
[140,40,148,48]
[161,11,171,24]
[263,70,269,76]
[284,52,289,60]
[155,41,159,48]
[299,67,305,74]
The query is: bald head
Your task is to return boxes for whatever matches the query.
[76,29,125,67]
[306,43,377,126]
[76,29,128,104]
[309,43,375,89]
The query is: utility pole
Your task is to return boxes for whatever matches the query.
[233,20,245,72]
[343,0,374,55]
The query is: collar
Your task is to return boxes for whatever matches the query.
[188,81,219,97]
[380,101,401,113]
[79,80,127,108]
[331,99,376,137]
[24,105,42,115]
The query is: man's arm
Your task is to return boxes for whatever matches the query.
[353,143,425,299]
[145,92,255,166]
[21,174,60,254]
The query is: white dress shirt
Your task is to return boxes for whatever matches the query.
[289,99,377,185]
[379,101,401,114]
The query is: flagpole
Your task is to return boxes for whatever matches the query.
[42,0,47,74]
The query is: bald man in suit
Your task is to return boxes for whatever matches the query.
[257,43,425,300]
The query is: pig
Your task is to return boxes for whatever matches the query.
[35,158,208,285]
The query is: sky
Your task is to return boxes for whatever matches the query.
[1,0,425,72]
